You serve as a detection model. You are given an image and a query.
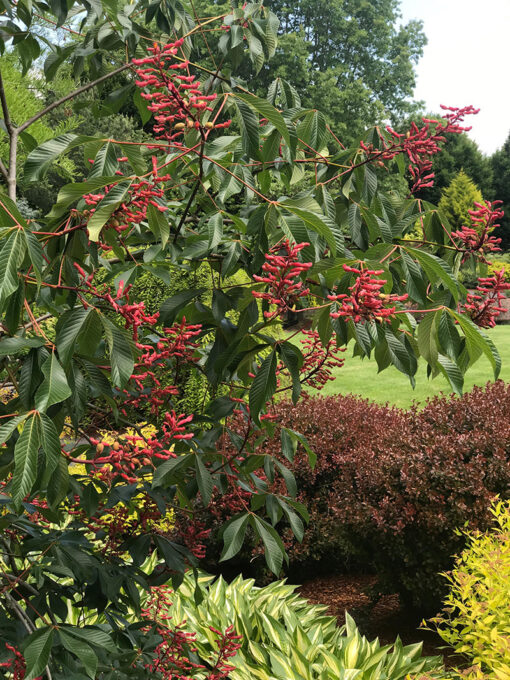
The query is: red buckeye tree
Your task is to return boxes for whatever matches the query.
[0,0,505,677]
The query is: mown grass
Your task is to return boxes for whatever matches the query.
[304,325,510,409]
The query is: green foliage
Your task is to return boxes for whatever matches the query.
[438,170,483,231]
[430,500,510,678]
[157,572,443,680]
[0,0,503,675]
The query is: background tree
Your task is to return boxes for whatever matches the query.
[491,131,510,249]
[438,170,484,231]
[416,128,493,205]
[192,0,426,144]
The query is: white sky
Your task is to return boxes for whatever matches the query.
[399,0,510,155]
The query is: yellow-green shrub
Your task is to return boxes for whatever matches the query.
[430,499,510,678]
[488,260,510,283]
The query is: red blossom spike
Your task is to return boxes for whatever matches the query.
[252,240,312,318]
[463,269,510,328]
[328,264,408,324]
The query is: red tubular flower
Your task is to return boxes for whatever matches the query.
[463,269,510,328]
[133,40,230,145]
[83,157,170,246]
[360,105,479,192]
[452,200,503,263]
[0,644,41,680]
[299,329,346,389]
[252,240,313,318]
[328,264,408,324]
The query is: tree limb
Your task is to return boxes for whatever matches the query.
[17,62,133,134]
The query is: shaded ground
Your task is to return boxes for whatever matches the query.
[298,574,462,665]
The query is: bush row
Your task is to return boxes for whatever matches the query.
[214,381,510,612]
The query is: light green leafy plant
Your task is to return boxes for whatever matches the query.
[150,572,442,680]
[429,499,510,679]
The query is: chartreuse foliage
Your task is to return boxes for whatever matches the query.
[0,0,504,676]
[430,500,510,679]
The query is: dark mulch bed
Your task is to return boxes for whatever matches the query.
[298,574,463,666]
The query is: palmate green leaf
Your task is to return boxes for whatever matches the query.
[87,180,133,241]
[0,229,27,312]
[437,353,464,395]
[24,134,98,182]
[234,92,291,149]
[251,515,286,574]
[417,310,439,367]
[63,626,116,653]
[0,193,29,229]
[0,336,45,356]
[48,176,124,217]
[34,352,72,411]
[207,213,224,249]
[280,201,339,255]
[195,455,213,506]
[249,349,277,423]
[89,140,119,178]
[22,627,54,680]
[101,317,135,388]
[384,328,417,380]
[39,412,61,477]
[220,513,250,562]
[59,630,98,679]
[160,288,206,325]
[279,341,303,404]
[447,309,501,379]
[0,413,29,445]
[12,412,41,506]
[56,307,98,366]
[236,99,260,159]
[24,229,44,287]
[405,246,463,303]
[46,454,69,509]
[147,202,170,248]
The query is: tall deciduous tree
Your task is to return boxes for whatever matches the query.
[0,0,505,676]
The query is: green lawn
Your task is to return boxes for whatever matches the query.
[306,325,510,409]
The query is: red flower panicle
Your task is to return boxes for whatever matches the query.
[134,40,231,145]
[0,644,41,680]
[252,240,312,318]
[452,200,503,263]
[360,105,479,192]
[299,329,346,389]
[463,270,510,328]
[140,586,241,679]
[83,156,170,246]
[329,264,408,324]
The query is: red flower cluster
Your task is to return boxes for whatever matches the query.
[141,585,241,679]
[463,270,510,328]
[134,40,231,144]
[73,268,200,421]
[0,644,40,680]
[360,105,479,192]
[452,200,503,263]
[298,329,346,389]
[83,156,170,246]
[252,240,313,318]
[328,264,408,324]
[208,626,243,679]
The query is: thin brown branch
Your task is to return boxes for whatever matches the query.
[18,63,133,135]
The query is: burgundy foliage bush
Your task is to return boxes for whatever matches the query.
[212,381,510,612]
